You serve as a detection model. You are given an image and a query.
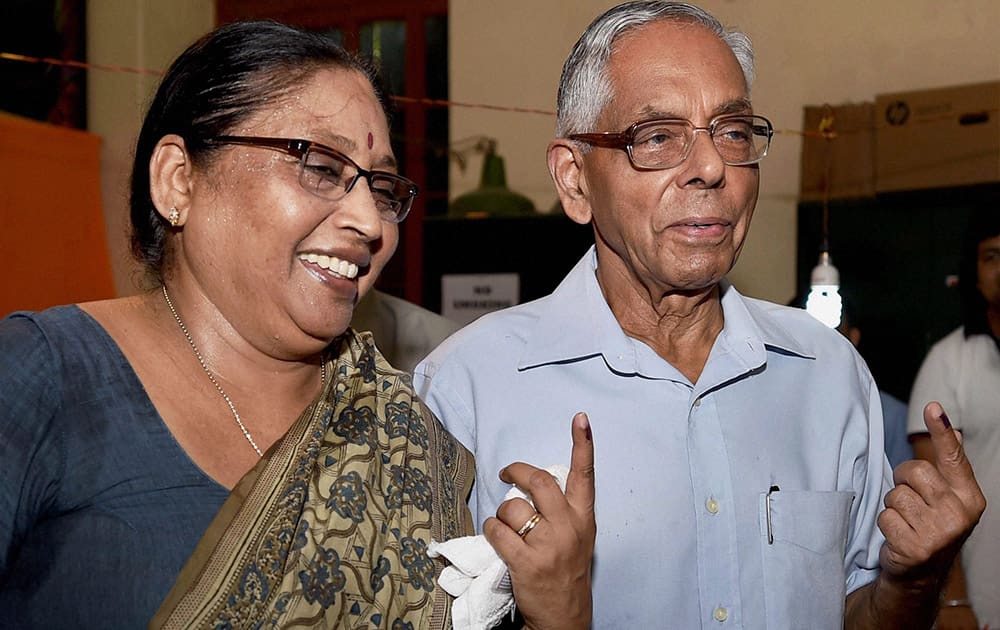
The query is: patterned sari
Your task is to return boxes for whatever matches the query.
[151,330,475,629]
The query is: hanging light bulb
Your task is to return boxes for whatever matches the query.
[805,111,843,329]
[806,250,842,328]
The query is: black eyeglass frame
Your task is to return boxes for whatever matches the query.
[208,135,419,223]
[568,114,774,170]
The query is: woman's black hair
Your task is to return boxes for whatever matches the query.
[959,208,1000,334]
[129,20,391,283]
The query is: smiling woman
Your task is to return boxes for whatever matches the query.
[0,20,594,629]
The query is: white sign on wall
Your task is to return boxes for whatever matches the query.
[441,273,520,327]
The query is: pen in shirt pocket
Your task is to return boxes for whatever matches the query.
[766,484,779,544]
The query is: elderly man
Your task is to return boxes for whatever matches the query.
[415,2,984,628]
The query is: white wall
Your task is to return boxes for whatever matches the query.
[87,1,1000,302]
[87,0,214,296]
[449,0,1000,302]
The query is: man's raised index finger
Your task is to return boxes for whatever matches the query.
[565,412,595,510]
[923,401,974,483]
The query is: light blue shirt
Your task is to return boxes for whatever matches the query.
[879,389,912,469]
[415,248,891,629]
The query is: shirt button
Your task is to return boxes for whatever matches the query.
[714,607,729,622]
[706,498,720,514]
[693,397,702,408]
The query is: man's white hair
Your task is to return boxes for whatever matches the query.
[555,1,755,137]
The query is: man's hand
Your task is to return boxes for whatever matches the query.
[483,412,596,630]
[853,401,987,629]
[879,401,985,582]
[933,604,979,630]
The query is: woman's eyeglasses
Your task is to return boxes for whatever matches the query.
[208,135,419,223]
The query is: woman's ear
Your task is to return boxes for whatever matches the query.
[546,139,592,226]
[149,134,193,226]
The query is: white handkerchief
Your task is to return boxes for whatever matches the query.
[428,465,569,630]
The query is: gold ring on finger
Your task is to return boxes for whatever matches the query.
[516,512,542,539]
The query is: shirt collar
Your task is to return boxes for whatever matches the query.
[961,309,1000,352]
[964,308,996,338]
[519,247,628,370]
[518,246,815,378]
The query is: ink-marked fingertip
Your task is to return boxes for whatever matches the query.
[939,411,952,429]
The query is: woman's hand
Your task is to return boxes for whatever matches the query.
[483,412,596,630]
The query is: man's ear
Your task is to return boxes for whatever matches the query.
[546,139,592,226]
[149,134,194,226]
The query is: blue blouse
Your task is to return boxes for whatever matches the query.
[0,306,229,628]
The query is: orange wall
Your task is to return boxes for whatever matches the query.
[0,113,114,317]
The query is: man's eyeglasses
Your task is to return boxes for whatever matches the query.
[569,114,773,170]
[208,136,419,223]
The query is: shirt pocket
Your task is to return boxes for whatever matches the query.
[759,490,855,629]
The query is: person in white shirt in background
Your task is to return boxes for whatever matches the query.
[352,289,461,372]
[908,208,1000,630]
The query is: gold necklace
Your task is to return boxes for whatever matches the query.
[161,285,326,457]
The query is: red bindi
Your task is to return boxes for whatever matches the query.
[367,132,373,149]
